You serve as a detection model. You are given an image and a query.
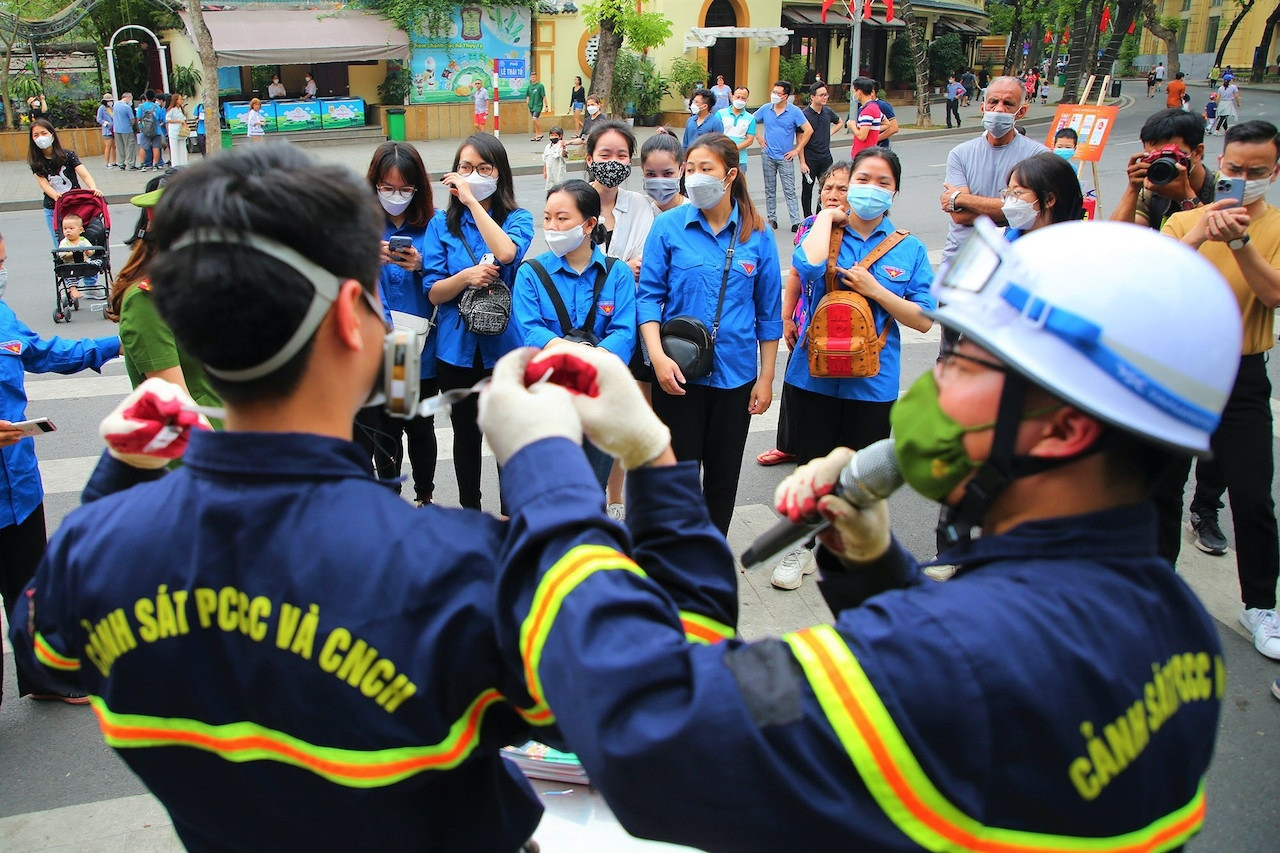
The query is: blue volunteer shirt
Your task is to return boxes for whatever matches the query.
[682,113,724,150]
[753,102,810,160]
[638,204,782,389]
[716,107,757,165]
[0,301,119,528]
[379,218,437,378]
[421,207,534,370]
[514,247,636,361]
[785,216,934,402]
[112,99,134,135]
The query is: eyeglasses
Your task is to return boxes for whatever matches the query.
[936,337,1008,375]
[998,187,1036,201]
[376,185,416,202]
[456,162,495,177]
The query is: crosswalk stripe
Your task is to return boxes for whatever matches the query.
[24,373,132,401]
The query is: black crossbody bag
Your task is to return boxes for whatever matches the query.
[524,257,615,346]
[457,241,512,335]
[660,244,734,381]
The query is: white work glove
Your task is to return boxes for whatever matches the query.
[99,378,212,469]
[774,447,890,564]
[526,346,670,470]
[478,347,582,466]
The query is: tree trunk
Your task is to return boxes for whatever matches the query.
[1215,0,1256,68]
[900,1,933,127]
[1062,1,1096,103]
[1249,3,1280,82]
[1094,0,1142,80]
[592,19,623,112]
[1,13,22,131]
[1142,0,1181,81]
[186,0,222,152]
[1028,23,1045,72]
[1004,0,1025,74]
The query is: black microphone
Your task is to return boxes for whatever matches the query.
[740,438,903,570]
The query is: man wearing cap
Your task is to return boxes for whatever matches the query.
[6,144,733,850]
[1157,119,1280,660]
[474,219,1236,848]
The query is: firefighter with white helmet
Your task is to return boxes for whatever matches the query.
[475,217,1239,849]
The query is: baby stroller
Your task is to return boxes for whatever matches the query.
[50,188,112,323]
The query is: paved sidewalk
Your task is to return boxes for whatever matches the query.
[0,93,1114,213]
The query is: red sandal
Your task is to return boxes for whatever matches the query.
[756,448,796,466]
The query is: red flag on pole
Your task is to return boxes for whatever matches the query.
[884,0,894,21]
[820,0,836,23]
[1044,30,1053,45]
[1099,5,1111,33]
[1127,20,1135,34]
[862,0,873,20]
[1061,28,1070,45]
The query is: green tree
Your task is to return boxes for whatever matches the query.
[1141,0,1181,81]
[928,33,966,87]
[582,0,672,114]
[898,0,934,127]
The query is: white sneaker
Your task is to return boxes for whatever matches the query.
[923,564,958,582]
[606,503,625,521]
[770,549,815,590]
[1239,607,1280,660]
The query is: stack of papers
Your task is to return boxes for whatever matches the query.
[501,741,590,784]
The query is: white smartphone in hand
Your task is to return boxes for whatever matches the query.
[12,418,56,437]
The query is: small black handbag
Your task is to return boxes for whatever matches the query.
[660,245,734,381]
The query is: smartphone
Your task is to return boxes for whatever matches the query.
[11,418,56,437]
[1214,176,1247,205]
[480,252,497,266]
[388,236,413,253]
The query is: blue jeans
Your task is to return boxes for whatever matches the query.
[44,207,55,244]
[584,440,614,491]
[761,155,800,225]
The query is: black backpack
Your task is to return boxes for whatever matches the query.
[137,106,158,136]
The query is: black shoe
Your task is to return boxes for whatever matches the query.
[769,219,778,230]
[1188,511,1228,555]
[791,223,800,233]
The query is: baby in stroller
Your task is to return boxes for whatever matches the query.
[51,188,112,323]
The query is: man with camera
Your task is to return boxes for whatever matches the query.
[1111,108,1214,229]
[1157,119,1280,662]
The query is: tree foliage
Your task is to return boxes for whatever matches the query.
[582,0,671,111]
[361,0,537,37]
[929,33,966,85]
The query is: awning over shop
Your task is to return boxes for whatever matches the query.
[685,27,793,50]
[177,9,409,66]
[781,6,904,29]
[936,20,989,35]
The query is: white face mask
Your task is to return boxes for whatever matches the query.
[769,93,783,105]
[544,225,588,257]
[1242,177,1273,204]
[33,135,53,150]
[689,103,699,114]
[586,104,600,116]
[0,268,8,299]
[685,172,729,210]
[380,196,412,217]
[465,171,498,201]
[732,99,747,111]
[1001,196,1040,231]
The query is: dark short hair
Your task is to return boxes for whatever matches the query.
[641,127,682,164]
[366,141,435,230]
[1224,119,1280,160]
[148,146,382,405]
[1175,72,1185,79]
[773,80,792,96]
[853,77,876,96]
[691,88,715,109]
[1139,108,1205,150]
[809,82,828,97]
[1054,127,1079,145]
[546,179,602,240]
[1009,152,1084,225]
[851,147,903,191]
[587,119,636,157]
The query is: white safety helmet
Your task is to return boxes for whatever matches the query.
[930,219,1241,455]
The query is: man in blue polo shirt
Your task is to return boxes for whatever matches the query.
[682,87,724,150]
[754,80,812,232]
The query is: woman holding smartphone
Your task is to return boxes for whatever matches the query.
[421,134,532,510]
[638,132,781,534]
[354,142,440,505]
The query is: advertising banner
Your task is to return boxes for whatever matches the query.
[407,6,531,104]
[1044,104,1119,162]
[321,98,366,129]
[275,101,322,132]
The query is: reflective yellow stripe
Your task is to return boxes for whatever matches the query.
[517,544,646,724]
[90,689,506,788]
[679,611,733,645]
[34,631,80,671]
[784,625,1205,852]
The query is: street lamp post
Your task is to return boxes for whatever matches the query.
[106,24,170,98]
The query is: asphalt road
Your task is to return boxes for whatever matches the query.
[0,85,1277,849]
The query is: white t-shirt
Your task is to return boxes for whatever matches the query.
[1216,84,1239,115]
[304,78,317,98]
[1155,66,1166,81]
[474,87,489,114]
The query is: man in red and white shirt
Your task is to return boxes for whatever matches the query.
[847,77,881,156]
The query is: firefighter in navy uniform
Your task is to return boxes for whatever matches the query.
[7,146,740,852]
[480,220,1239,851]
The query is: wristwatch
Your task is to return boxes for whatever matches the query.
[949,190,964,212]
[1177,198,1201,212]
[1228,234,1251,251]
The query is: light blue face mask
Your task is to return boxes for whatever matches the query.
[847,185,894,221]
[1053,147,1076,161]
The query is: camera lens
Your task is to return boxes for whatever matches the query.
[1147,156,1178,185]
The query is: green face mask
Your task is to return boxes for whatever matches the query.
[891,371,991,502]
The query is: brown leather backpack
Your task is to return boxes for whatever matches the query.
[806,226,909,378]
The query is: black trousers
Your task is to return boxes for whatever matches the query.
[651,380,753,535]
[353,377,440,501]
[1152,353,1279,609]
[437,356,496,511]
[0,504,48,698]
[801,154,833,218]
[786,383,894,466]
[946,99,961,127]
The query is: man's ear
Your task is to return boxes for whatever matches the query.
[1029,405,1104,459]
[330,280,369,352]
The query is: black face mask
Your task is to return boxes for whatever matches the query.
[550,137,562,144]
